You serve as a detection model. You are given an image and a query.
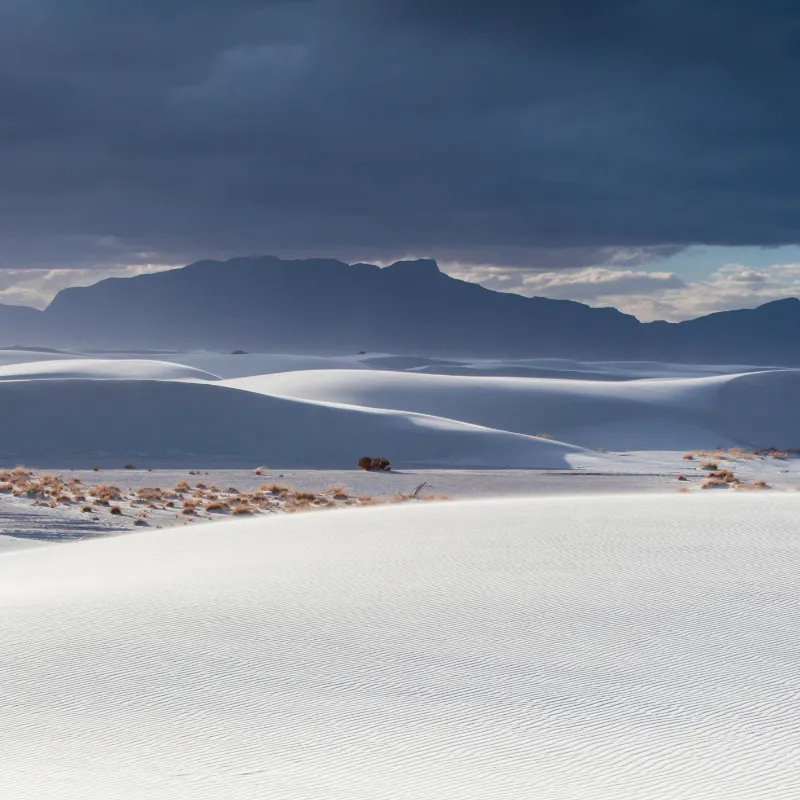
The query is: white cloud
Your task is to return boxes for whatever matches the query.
[446,262,800,321]
[0,264,181,309]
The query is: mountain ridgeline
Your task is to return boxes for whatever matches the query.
[2,256,799,363]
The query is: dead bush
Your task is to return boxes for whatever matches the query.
[357,456,391,471]
[701,469,739,489]
[736,480,770,491]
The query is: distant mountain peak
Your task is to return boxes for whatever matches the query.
[382,258,441,276]
[756,296,800,309]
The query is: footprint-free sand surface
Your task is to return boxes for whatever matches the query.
[3,493,799,798]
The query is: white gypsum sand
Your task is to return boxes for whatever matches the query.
[1,493,800,799]
[0,373,596,469]
[224,367,800,450]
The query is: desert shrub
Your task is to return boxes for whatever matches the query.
[701,470,739,489]
[736,480,770,490]
[205,501,229,513]
[682,453,694,461]
[262,484,288,495]
[294,491,316,502]
[81,505,92,513]
[700,461,718,470]
[231,504,253,515]
[109,505,122,515]
[89,484,122,501]
[357,457,391,471]
[124,463,135,470]
[173,480,191,493]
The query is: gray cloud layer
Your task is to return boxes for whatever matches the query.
[1,1,799,269]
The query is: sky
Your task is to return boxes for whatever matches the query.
[1,0,799,321]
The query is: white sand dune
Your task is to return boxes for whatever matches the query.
[0,348,87,367]
[0,358,220,382]
[0,377,589,468]
[152,352,372,379]
[2,493,799,799]
[226,368,800,450]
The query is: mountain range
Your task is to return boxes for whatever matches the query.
[1,256,798,364]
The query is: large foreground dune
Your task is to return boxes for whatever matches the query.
[2,494,799,798]
[227,367,800,449]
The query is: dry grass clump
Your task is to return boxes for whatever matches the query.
[701,469,740,489]
[136,487,164,502]
[735,480,770,491]
[173,480,191,493]
[88,484,122,502]
[700,461,718,471]
[205,501,229,513]
[682,453,695,461]
[262,484,289,496]
[181,498,203,515]
[109,505,123,515]
[231,503,253,515]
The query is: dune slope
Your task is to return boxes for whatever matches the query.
[2,494,800,798]
[226,368,800,449]
[0,377,585,468]
[0,358,220,382]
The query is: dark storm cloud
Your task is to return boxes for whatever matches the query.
[0,0,799,269]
